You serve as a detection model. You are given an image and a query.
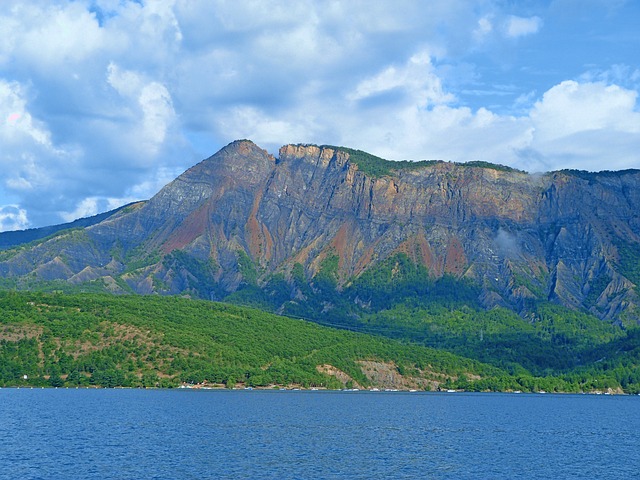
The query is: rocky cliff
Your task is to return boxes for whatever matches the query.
[1,140,639,324]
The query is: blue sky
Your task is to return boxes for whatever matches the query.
[1,0,639,231]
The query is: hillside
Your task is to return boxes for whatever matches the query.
[2,291,638,393]
[0,291,503,390]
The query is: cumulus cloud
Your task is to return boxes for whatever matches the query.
[531,81,639,139]
[107,63,177,156]
[59,197,102,223]
[217,106,313,149]
[520,81,640,171]
[58,193,153,224]
[228,73,640,176]
[0,205,29,232]
[0,79,78,212]
[348,52,455,107]
[0,80,52,148]
[0,2,107,71]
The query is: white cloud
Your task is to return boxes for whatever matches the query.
[348,51,455,107]
[0,1,190,229]
[93,0,183,69]
[0,80,52,147]
[0,205,29,232]
[504,15,542,38]
[0,2,107,71]
[342,103,532,165]
[521,80,640,171]
[127,165,187,200]
[141,0,183,43]
[216,53,532,166]
[0,79,78,198]
[58,164,185,224]
[139,82,175,149]
[530,81,640,141]
[214,41,640,174]
[217,105,313,150]
[579,64,640,90]
[106,62,144,98]
[107,63,177,156]
[0,0,638,231]
[58,195,129,223]
[59,197,101,223]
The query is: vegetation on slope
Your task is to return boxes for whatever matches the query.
[0,291,503,390]
[222,253,640,393]
[2,250,639,393]
[324,146,522,178]
[1,288,638,393]
[323,145,441,177]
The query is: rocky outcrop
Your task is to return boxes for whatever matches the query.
[1,140,639,324]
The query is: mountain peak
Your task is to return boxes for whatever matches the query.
[221,139,275,160]
[177,139,276,189]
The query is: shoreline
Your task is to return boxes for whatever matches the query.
[2,384,637,395]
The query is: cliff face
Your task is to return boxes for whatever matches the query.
[1,140,639,324]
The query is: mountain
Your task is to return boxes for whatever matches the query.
[1,139,640,327]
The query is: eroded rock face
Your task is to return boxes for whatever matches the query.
[1,140,639,323]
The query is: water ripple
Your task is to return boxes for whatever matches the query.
[0,389,638,479]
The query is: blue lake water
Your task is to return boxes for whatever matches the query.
[1,389,638,479]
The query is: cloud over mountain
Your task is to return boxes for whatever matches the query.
[0,0,638,230]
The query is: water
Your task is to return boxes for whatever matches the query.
[1,389,638,479]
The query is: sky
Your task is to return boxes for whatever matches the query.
[1,0,640,231]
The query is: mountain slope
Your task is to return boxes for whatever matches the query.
[2,291,638,392]
[1,140,639,326]
[0,291,506,390]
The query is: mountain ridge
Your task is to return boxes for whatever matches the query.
[1,139,639,326]
[0,202,141,250]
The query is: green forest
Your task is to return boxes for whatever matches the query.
[0,291,494,390]
[1,290,639,393]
